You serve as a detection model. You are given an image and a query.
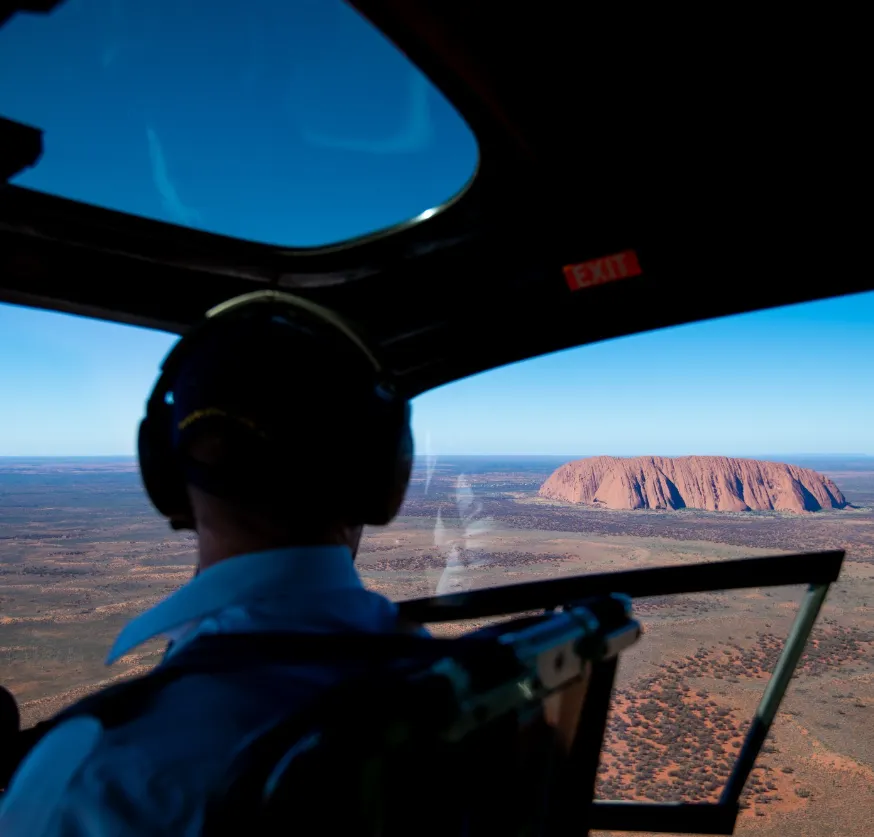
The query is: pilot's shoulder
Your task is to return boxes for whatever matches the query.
[0,716,102,834]
[1,714,201,837]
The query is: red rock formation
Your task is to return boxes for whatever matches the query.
[539,456,848,513]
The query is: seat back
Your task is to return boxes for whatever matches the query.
[200,601,641,837]
[202,653,567,837]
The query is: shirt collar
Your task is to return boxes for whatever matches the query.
[106,545,361,665]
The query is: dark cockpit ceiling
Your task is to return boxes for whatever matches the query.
[0,1,866,398]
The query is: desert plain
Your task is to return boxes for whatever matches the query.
[1,454,872,837]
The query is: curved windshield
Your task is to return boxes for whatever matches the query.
[0,1,478,246]
[1,293,872,836]
[361,291,874,828]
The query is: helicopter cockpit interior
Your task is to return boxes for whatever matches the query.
[0,2,869,835]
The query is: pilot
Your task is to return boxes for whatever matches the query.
[0,291,416,835]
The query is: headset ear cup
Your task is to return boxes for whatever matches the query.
[393,419,414,508]
[137,415,169,517]
[138,411,193,526]
[359,401,412,526]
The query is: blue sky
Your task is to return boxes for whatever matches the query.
[0,3,872,457]
[415,291,874,457]
[0,291,872,457]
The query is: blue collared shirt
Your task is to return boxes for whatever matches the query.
[0,545,404,836]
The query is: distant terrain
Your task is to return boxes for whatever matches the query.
[540,456,848,513]
[1,454,873,837]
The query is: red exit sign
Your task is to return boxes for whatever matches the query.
[563,250,642,292]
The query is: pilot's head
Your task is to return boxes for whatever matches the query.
[138,292,413,569]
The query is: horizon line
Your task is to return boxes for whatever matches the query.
[0,452,872,460]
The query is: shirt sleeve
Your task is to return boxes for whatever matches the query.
[0,717,103,835]
[0,717,202,837]
[42,759,201,837]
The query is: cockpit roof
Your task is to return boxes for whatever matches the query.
[0,0,867,397]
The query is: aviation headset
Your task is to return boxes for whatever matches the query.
[137,290,413,530]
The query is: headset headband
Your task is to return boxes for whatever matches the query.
[148,290,387,414]
[204,290,383,373]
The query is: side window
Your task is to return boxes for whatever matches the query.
[0,304,184,726]
[358,290,874,826]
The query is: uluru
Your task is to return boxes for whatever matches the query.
[539,456,848,513]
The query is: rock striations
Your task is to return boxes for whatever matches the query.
[539,456,848,513]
